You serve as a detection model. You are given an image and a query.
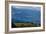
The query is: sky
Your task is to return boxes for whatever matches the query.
[11,6,41,24]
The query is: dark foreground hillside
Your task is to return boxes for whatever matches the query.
[11,20,40,28]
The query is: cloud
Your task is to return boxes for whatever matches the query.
[12,6,41,11]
